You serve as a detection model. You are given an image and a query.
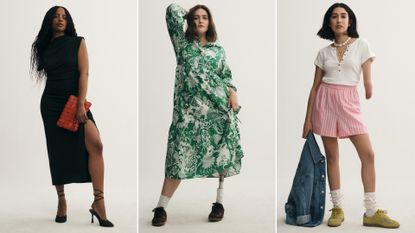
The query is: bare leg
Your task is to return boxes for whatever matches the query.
[349,134,375,192]
[161,178,181,198]
[322,136,341,191]
[84,120,108,220]
[55,185,66,217]
[152,177,179,226]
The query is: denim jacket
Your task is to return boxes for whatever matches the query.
[285,132,326,227]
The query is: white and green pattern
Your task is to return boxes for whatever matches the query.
[164,4,243,179]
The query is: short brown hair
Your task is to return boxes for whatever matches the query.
[317,3,359,41]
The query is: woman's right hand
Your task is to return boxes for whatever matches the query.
[302,119,313,139]
[76,104,88,124]
[228,88,239,112]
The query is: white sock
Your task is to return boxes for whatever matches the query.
[216,177,224,203]
[364,192,377,217]
[330,189,343,208]
[156,195,170,208]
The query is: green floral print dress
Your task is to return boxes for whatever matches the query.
[164,4,244,179]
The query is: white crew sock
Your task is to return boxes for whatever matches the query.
[364,192,377,217]
[156,195,170,208]
[330,189,343,208]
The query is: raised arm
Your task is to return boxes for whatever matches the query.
[166,4,188,56]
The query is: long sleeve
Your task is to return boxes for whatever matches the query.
[166,4,188,57]
[219,48,237,91]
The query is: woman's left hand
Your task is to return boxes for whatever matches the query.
[76,103,88,123]
[228,88,239,112]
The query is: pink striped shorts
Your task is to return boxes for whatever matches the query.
[312,82,368,138]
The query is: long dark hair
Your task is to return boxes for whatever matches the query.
[30,6,77,80]
[317,3,359,41]
[185,5,217,43]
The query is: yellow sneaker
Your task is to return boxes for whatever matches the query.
[327,207,344,227]
[363,209,400,228]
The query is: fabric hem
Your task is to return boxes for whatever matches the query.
[314,129,368,139]
[296,214,311,225]
[338,131,369,139]
[52,179,91,186]
[165,170,241,180]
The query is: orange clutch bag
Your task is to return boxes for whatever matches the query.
[57,95,92,132]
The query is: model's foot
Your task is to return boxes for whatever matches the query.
[208,202,224,222]
[152,207,167,226]
[327,207,344,227]
[363,209,400,228]
[89,189,113,227]
[57,198,67,216]
[91,198,108,220]
[55,189,67,223]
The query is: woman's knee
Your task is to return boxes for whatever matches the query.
[324,145,339,161]
[361,150,375,164]
[326,152,339,164]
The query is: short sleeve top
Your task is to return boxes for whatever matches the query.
[314,38,375,86]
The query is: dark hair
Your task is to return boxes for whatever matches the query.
[185,5,217,42]
[30,6,77,80]
[317,3,359,41]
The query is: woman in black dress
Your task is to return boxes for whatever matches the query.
[30,6,113,227]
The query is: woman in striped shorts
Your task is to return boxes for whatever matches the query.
[302,3,399,229]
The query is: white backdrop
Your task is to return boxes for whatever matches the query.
[139,0,275,233]
[0,1,137,233]
[278,0,415,232]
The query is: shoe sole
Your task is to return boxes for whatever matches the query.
[55,215,67,223]
[152,221,166,227]
[152,223,166,227]
[208,217,223,222]
[327,218,344,227]
[363,223,399,228]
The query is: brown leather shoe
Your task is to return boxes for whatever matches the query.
[208,202,224,222]
[152,207,167,226]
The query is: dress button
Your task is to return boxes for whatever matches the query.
[321,190,325,194]
[320,206,324,209]
[321,175,325,178]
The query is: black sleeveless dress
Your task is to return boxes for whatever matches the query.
[40,35,94,185]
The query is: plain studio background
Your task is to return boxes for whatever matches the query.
[0,1,137,233]
[139,0,275,233]
[278,0,415,232]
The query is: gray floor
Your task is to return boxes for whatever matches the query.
[2,183,137,233]
[139,176,275,233]
[277,190,410,233]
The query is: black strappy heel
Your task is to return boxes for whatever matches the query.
[55,189,67,223]
[89,189,114,227]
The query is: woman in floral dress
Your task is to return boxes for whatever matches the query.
[151,3,244,226]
